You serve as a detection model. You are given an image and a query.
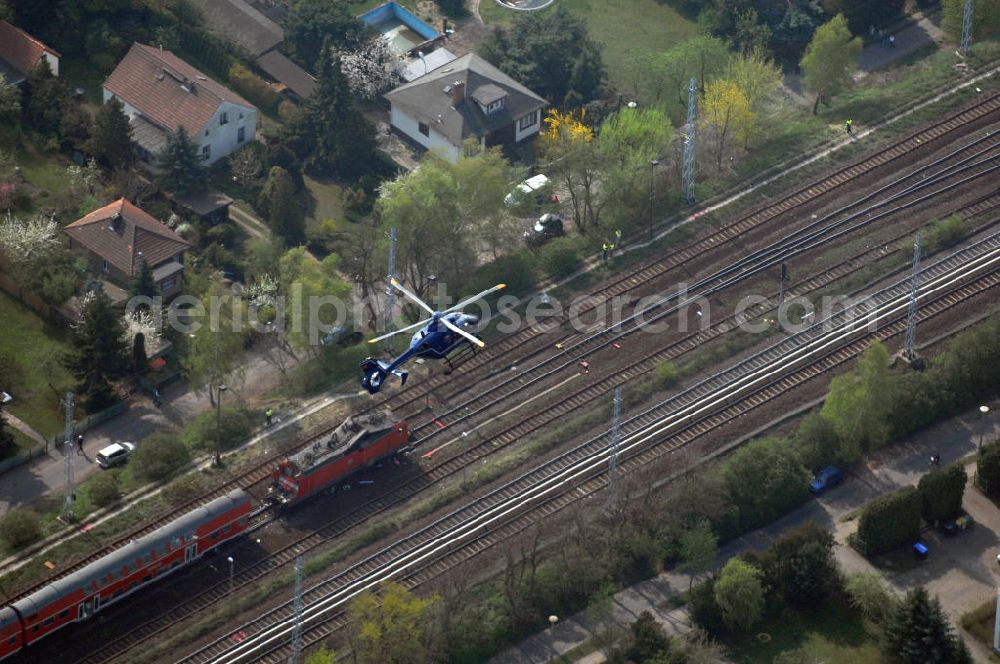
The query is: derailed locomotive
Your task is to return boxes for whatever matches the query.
[269,411,409,506]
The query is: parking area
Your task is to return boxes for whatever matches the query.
[831,462,1000,659]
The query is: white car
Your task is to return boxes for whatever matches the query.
[504,174,550,207]
[96,442,136,469]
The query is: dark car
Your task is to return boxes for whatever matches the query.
[523,213,565,247]
[322,321,364,348]
[809,466,843,494]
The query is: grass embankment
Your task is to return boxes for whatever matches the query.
[723,601,883,664]
[479,0,697,93]
[0,292,75,437]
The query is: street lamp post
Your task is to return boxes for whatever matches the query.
[648,160,659,242]
[226,555,234,611]
[215,384,228,465]
[462,431,469,487]
[980,405,992,451]
[547,614,559,660]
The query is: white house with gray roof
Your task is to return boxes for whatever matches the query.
[384,53,547,162]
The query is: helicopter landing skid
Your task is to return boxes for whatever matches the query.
[442,343,477,375]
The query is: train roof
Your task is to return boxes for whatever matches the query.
[12,489,250,616]
[0,606,18,630]
[287,411,399,473]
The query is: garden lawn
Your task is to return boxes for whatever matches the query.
[723,601,882,664]
[479,0,697,94]
[0,291,75,437]
[304,175,346,224]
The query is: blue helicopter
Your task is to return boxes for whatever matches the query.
[360,278,506,394]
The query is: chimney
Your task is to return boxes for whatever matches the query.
[451,81,465,107]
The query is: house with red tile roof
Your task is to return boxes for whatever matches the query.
[103,43,257,166]
[0,20,60,85]
[64,198,193,301]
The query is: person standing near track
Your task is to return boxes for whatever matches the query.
[845,119,853,135]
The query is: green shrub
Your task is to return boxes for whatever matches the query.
[721,436,811,534]
[228,64,281,115]
[163,475,203,506]
[855,485,922,556]
[757,522,838,608]
[536,237,581,282]
[131,432,190,481]
[0,508,41,550]
[979,442,1000,496]
[433,0,467,17]
[88,472,121,507]
[688,576,724,634]
[917,464,966,524]
[926,214,964,252]
[464,251,538,299]
[654,361,679,388]
[181,407,251,451]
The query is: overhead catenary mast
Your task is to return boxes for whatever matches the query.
[61,392,75,522]
[904,232,922,361]
[682,77,698,204]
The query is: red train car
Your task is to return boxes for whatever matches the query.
[0,489,252,661]
[269,411,409,506]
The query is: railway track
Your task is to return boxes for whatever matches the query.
[7,88,997,612]
[67,179,1000,664]
[372,90,1000,407]
[178,230,1000,664]
[402,136,1000,444]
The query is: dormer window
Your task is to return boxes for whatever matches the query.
[487,99,504,113]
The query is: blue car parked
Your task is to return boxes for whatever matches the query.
[809,466,843,494]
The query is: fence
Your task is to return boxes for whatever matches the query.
[0,265,73,325]
[46,401,127,448]
[0,444,47,474]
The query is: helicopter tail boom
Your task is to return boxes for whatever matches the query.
[360,358,408,394]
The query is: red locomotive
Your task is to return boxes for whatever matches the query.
[0,489,252,661]
[269,411,409,506]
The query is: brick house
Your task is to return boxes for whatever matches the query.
[103,43,257,166]
[385,53,547,163]
[64,199,192,301]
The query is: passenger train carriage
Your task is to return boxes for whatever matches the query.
[0,489,252,661]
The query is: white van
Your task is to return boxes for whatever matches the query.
[504,174,551,207]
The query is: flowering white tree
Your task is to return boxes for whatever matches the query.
[123,308,160,356]
[0,212,59,266]
[336,38,404,100]
[243,273,279,309]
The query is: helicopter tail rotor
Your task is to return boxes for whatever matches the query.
[360,358,408,394]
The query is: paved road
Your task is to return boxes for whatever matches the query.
[781,9,947,110]
[0,346,296,513]
[858,10,946,72]
[490,398,1000,664]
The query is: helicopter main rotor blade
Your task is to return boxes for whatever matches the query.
[442,317,485,348]
[442,283,506,315]
[390,278,435,316]
[367,317,431,344]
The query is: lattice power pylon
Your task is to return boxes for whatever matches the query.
[607,386,622,508]
[62,392,75,521]
[961,0,975,55]
[290,555,303,664]
[905,232,922,360]
[682,77,697,204]
[384,226,397,354]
